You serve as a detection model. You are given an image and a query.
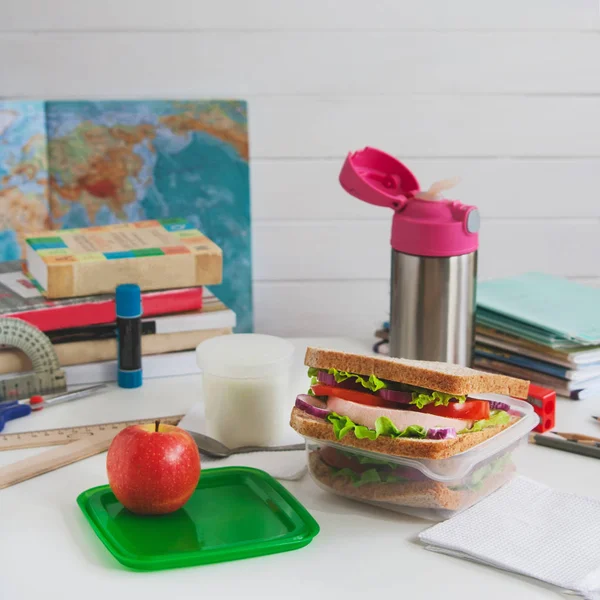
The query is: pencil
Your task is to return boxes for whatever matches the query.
[592,416,600,423]
[552,432,600,446]
[572,440,600,448]
[529,433,600,459]
[555,438,600,448]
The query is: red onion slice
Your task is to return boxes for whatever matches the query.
[295,394,330,419]
[316,370,364,391]
[316,370,337,386]
[427,427,458,440]
[488,400,511,412]
[378,388,413,404]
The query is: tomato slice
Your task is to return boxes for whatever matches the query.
[310,384,389,408]
[419,399,490,421]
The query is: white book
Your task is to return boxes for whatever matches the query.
[64,351,200,386]
[151,292,236,334]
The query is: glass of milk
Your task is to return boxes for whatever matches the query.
[196,334,295,448]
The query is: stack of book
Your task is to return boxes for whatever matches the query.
[1,219,235,385]
[474,273,600,400]
[371,273,600,400]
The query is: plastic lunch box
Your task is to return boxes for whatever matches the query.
[302,395,539,520]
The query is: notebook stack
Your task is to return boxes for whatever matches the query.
[0,219,235,385]
[474,273,600,400]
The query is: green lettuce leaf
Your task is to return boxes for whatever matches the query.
[459,410,511,434]
[326,409,511,442]
[410,390,466,409]
[328,412,358,439]
[307,367,319,387]
[307,367,386,392]
[331,466,410,488]
[307,367,322,396]
[448,452,513,491]
[334,448,397,468]
[327,412,427,441]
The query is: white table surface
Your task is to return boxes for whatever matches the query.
[1,337,599,600]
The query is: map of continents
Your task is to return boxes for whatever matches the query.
[0,100,252,332]
[0,101,49,260]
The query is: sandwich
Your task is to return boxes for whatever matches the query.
[290,348,530,512]
[291,347,529,460]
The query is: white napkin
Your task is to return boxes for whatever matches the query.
[419,476,600,599]
[178,403,307,481]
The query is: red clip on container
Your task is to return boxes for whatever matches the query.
[526,383,556,433]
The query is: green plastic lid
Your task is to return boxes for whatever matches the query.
[77,466,320,571]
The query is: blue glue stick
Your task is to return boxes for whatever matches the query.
[116,284,143,388]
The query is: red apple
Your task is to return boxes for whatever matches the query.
[106,421,201,515]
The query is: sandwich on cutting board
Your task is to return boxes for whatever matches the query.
[291,347,530,460]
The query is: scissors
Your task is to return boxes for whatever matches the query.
[0,384,107,432]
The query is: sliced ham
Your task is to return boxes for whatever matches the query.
[327,396,472,432]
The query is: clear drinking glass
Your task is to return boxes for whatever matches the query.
[196,334,295,448]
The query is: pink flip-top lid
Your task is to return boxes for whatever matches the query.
[339,147,479,257]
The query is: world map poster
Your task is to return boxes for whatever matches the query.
[0,100,252,332]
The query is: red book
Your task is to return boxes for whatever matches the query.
[0,261,203,331]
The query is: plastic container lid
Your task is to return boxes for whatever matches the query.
[77,466,320,571]
[339,147,479,257]
[196,334,295,379]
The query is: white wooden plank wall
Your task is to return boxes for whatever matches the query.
[2,0,600,338]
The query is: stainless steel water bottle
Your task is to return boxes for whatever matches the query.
[339,147,480,365]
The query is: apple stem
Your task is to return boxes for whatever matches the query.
[155,420,160,433]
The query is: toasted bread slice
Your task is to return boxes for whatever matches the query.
[308,451,515,511]
[291,407,518,460]
[305,347,529,398]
